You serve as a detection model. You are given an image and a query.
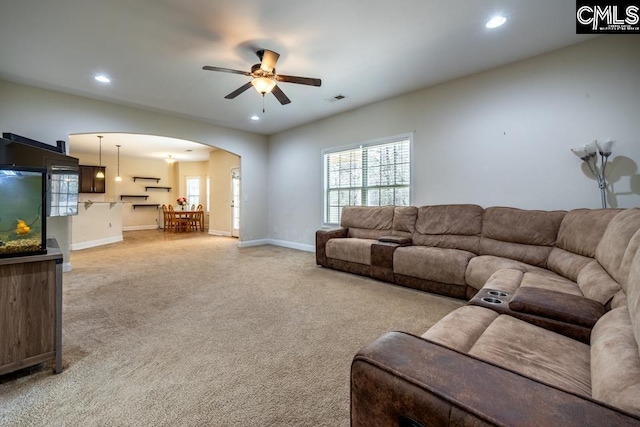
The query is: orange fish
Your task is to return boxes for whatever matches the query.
[16,219,30,235]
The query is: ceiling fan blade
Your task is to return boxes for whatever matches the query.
[271,85,291,105]
[203,66,251,76]
[257,49,280,73]
[275,74,321,87]
[224,82,253,99]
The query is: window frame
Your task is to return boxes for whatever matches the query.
[321,133,413,226]
[185,176,200,208]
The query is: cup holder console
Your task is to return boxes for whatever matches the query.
[488,290,508,297]
[481,297,503,304]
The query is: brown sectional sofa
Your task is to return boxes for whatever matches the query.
[315,205,640,425]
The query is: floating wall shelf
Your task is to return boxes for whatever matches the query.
[133,176,161,183]
[120,195,149,200]
[145,186,171,192]
[132,204,160,209]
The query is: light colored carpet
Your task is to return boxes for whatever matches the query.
[0,230,464,426]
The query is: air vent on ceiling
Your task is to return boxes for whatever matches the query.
[326,94,347,103]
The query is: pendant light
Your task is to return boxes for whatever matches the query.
[96,135,105,178]
[115,144,122,182]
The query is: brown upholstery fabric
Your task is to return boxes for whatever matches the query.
[555,208,622,257]
[353,332,640,427]
[595,208,640,285]
[326,258,371,277]
[468,315,591,397]
[394,246,474,285]
[547,247,595,282]
[481,268,524,294]
[480,237,553,267]
[413,204,483,253]
[478,207,565,267]
[392,206,417,234]
[325,238,377,265]
[465,255,554,290]
[508,287,605,328]
[520,271,583,297]
[315,228,347,266]
[341,205,395,230]
[591,307,640,417]
[422,305,499,352]
[625,239,640,353]
[482,206,566,246]
[577,260,621,305]
[348,228,392,240]
[394,274,467,299]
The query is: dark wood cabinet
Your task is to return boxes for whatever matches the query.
[0,239,63,375]
[79,165,106,193]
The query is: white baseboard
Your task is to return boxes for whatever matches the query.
[236,238,315,253]
[267,239,315,253]
[238,239,269,248]
[123,225,159,231]
[71,235,123,251]
[209,229,232,237]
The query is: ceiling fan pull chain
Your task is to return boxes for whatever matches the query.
[262,94,266,114]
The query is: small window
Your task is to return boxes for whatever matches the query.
[323,135,411,225]
[186,177,200,208]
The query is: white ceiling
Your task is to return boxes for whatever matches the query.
[0,0,594,159]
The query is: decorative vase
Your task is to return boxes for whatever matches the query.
[181,204,186,211]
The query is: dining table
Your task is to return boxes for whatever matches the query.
[169,207,204,232]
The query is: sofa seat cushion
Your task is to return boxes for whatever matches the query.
[325,238,377,266]
[424,306,591,398]
[591,306,640,416]
[394,246,475,286]
[519,271,583,297]
[465,255,555,290]
[468,314,591,397]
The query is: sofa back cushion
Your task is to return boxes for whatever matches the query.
[590,306,640,417]
[595,208,640,285]
[547,208,621,281]
[625,231,640,354]
[341,205,395,239]
[479,207,566,268]
[412,204,483,253]
[392,206,417,238]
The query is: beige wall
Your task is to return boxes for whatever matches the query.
[267,35,640,249]
[209,149,240,236]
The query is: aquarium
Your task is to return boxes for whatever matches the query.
[0,166,47,258]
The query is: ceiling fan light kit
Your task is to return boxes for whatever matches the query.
[251,77,276,95]
[203,49,321,108]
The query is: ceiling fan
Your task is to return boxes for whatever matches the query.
[202,49,321,107]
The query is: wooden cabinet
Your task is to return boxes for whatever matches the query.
[0,239,63,375]
[79,165,106,193]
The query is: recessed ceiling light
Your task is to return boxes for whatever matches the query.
[486,16,507,29]
[94,74,111,83]
[250,115,260,121]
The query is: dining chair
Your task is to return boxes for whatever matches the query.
[196,204,204,231]
[161,204,172,232]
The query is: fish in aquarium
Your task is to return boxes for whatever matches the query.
[16,219,31,235]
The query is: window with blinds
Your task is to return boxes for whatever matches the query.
[323,136,411,224]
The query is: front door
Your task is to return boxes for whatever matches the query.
[231,168,240,238]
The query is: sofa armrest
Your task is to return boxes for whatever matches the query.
[352,332,640,427]
[315,228,348,266]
